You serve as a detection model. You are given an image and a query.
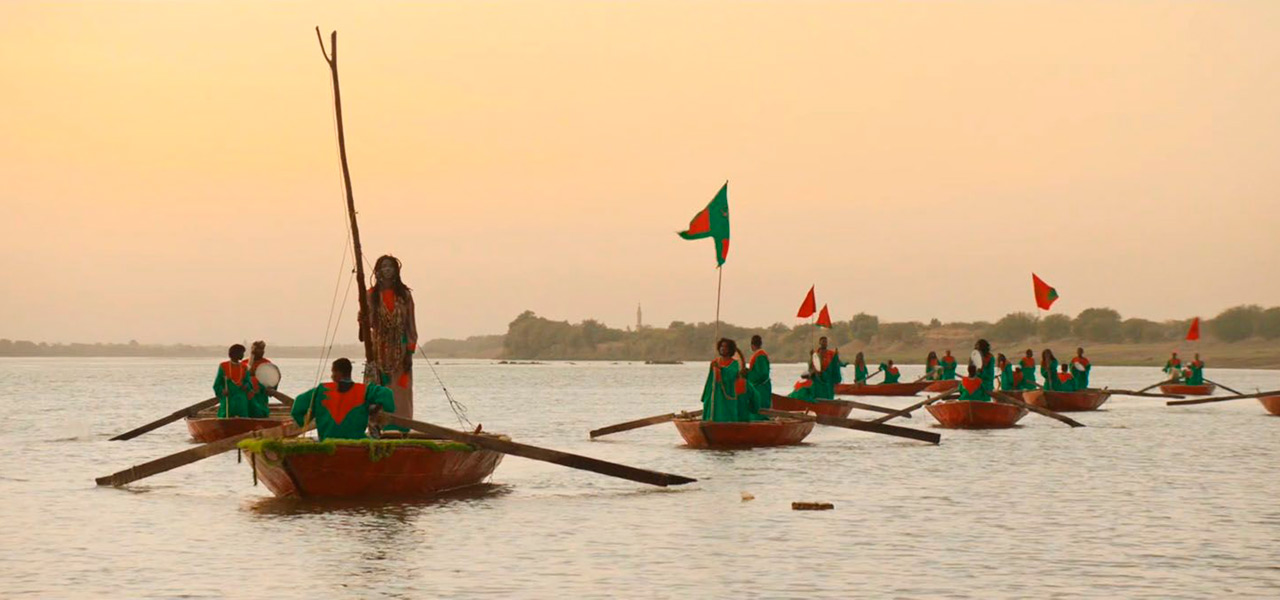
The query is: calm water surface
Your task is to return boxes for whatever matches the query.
[1,358,1278,598]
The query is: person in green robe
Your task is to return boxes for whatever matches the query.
[940,350,958,380]
[1018,349,1039,389]
[245,340,272,419]
[741,335,771,421]
[957,365,991,401]
[1055,364,1078,392]
[272,357,395,441]
[974,339,995,392]
[997,353,1018,391]
[1040,349,1061,391]
[808,336,844,400]
[1163,352,1183,381]
[852,352,871,385]
[1184,353,1205,385]
[1070,347,1092,390]
[924,351,942,381]
[879,360,901,384]
[214,344,251,418]
[700,338,748,422]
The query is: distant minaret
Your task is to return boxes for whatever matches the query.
[636,303,643,330]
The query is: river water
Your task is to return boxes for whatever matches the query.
[0,358,1277,598]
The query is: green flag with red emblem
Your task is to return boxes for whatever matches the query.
[677,182,730,266]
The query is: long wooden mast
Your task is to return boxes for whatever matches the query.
[316,28,375,365]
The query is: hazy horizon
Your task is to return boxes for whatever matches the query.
[4,1,1279,346]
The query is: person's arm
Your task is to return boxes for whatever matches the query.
[287,389,311,426]
[369,384,396,414]
[213,366,226,398]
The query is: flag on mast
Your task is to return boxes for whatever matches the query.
[677,182,731,266]
[1186,317,1200,341]
[1032,273,1059,310]
[816,304,833,328]
[797,286,817,318]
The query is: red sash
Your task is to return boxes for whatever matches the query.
[220,360,247,385]
[1057,372,1074,384]
[1072,357,1090,367]
[817,350,836,370]
[748,350,768,369]
[1020,357,1035,369]
[942,356,956,366]
[321,382,367,425]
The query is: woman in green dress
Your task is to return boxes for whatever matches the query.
[852,351,870,385]
[1040,349,1061,391]
[924,351,941,381]
[700,338,748,422]
[997,353,1018,391]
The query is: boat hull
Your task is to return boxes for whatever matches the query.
[769,394,855,419]
[242,439,504,499]
[1024,389,1111,412]
[673,417,814,449]
[1259,396,1280,416]
[835,381,931,397]
[1159,383,1217,396]
[926,401,1027,429]
[186,416,291,443]
[924,380,959,393]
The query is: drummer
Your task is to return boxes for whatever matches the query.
[1070,347,1092,390]
[272,358,395,441]
[214,344,251,418]
[808,336,844,399]
[245,340,273,418]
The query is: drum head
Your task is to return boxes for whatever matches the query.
[811,352,823,372]
[969,349,983,369]
[1072,361,1085,371]
[255,363,282,388]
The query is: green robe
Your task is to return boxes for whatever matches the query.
[291,381,395,441]
[245,359,272,419]
[744,351,772,421]
[879,363,901,384]
[1000,364,1017,390]
[214,361,252,418]
[1054,373,1077,392]
[979,353,996,392]
[810,350,843,400]
[1041,359,1060,391]
[1163,359,1182,376]
[940,357,958,380]
[1071,358,1092,390]
[853,364,870,384]
[1185,362,1204,385]
[1018,357,1038,389]
[700,358,748,422]
[924,360,941,381]
[958,378,991,401]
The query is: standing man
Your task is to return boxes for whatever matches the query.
[1071,347,1092,391]
[940,350,958,380]
[1163,352,1183,381]
[246,340,273,418]
[214,344,251,418]
[1018,349,1038,389]
[974,339,995,392]
[742,335,772,420]
[272,358,395,441]
[1184,353,1206,385]
[809,336,844,400]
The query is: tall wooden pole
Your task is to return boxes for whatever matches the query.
[316,28,375,366]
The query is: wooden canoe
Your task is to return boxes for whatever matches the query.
[835,380,932,397]
[185,406,293,443]
[673,416,814,449]
[768,394,855,419]
[926,401,1028,429]
[1259,396,1280,416]
[1159,383,1217,396]
[240,434,504,499]
[1022,389,1111,412]
[924,380,959,393]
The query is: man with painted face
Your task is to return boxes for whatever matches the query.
[214,344,251,418]
[272,358,395,441]
[362,255,418,431]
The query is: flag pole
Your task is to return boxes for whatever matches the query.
[714,265,723,342]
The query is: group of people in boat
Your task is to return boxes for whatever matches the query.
[1163,352,1206,385]
[698,335,774,422]
[211,255,420,441]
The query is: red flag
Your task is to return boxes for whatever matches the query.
[1032,273,1059,310]
[796,286,817,319]
[816,304,832,328]
[1186,317,1200,341]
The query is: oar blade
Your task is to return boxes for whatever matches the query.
[589,410,701,439]
[760,409,940,445]
[109,397,220,441]
[97,422,306,487]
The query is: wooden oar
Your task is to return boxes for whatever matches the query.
[589,410,702,438]
[759,409,940,444]
[991,391,1085,428]
[869,391,959,424]
[109,397,220,441]
[97,421,309,487]
[386,415,695,487]
[1166,389,1280,406]
[1136,378,1176,394]
[910,366,942,384]
[1203,378,1244,396]
[844,368,883,386]
[1105,389,1185,399]
[771,393,908,417]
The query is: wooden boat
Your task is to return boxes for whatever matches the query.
[1258,396,1280,416]
[1023,389,1111,412]
[768,394,855,419]
[924,380,959,393]
[835,380,932,397]
[926,400,1027,429]
[240,434,504,499]
[185,406,292,443]
[673,416,814,449]
[1159,383,1217,396]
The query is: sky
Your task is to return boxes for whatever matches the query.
[2,1,1279,345]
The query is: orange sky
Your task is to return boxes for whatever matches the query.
[3,1,1279,344]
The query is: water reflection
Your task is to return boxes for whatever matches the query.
[245,483,513,517]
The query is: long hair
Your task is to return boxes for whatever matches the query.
[926,350,938,365]
[371,255,411,314]
[854,351,866,367]
[717,337,738,356]
[997,353,1007,367]
[1042,348,1057,364]
[975,339,991,355]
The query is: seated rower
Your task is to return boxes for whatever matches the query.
[1163,352,1182,380]
[742,335,771,421]
[700,338,749,422]
[1018,349,1038,389]
[957,365,991,402]
[1071,347,1092,390]
[878,359,901,384]
[940,350,958,380]
[245,340,273,419]
[271,358,395,441]
[997,354,1020,391]
[214,344,251,418]
[924,351,942,381]
[1185,354,1206,385]
[1056,364,1077,392]
[852,351,871,385]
